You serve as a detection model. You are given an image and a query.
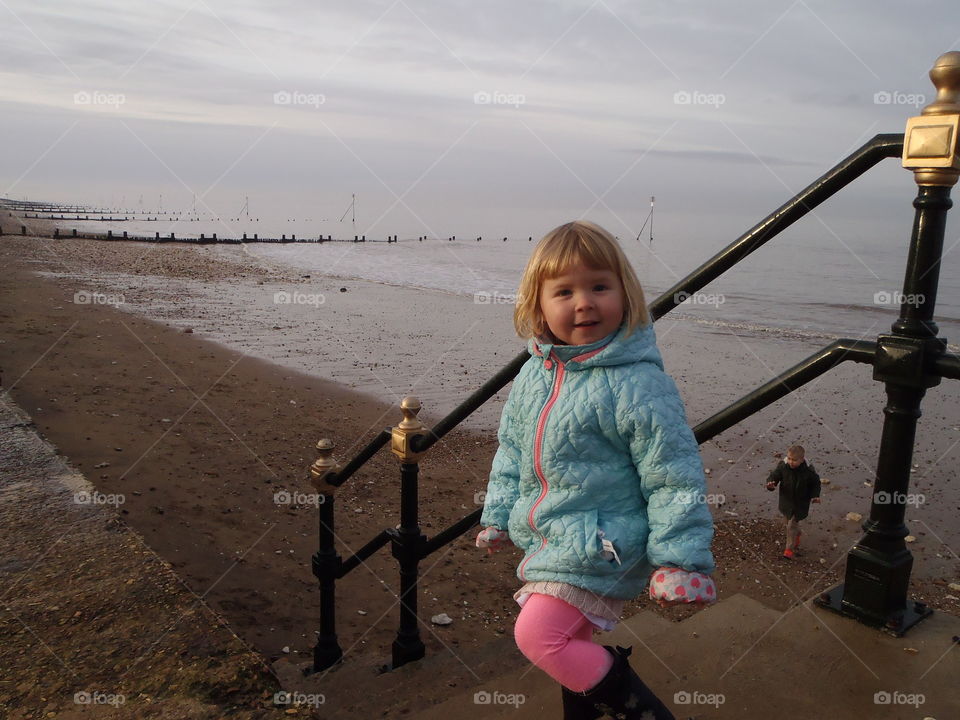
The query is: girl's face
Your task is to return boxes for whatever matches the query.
[539,261,624,345]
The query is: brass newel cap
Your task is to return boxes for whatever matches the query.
[398,396,424,430]
[902,51,960,186]
[310,437,337,490]
[922,51,960,116]
[391,396,427,462]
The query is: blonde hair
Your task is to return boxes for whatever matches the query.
[514,220,649,339]
[787,445,806,458]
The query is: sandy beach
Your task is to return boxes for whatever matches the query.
[1,218,958,685]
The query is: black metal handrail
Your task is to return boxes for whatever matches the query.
[307,129,959,674]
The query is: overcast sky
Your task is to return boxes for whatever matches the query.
[0,1,957,241]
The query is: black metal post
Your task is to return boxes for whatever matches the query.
[816,184,952,634]
[312,491,343,671]
[389,462,426,669]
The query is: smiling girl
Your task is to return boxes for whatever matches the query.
[476,220,717,719]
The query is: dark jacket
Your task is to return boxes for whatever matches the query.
[767,460,821,520]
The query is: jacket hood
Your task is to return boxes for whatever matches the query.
[528,321,664,371]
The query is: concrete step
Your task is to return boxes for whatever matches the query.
[273,629,529,718]
[411,592,960,719]
[271,607,670,719]
[409,607,677,720]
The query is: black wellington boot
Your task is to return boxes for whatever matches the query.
[576,645,676,719]
[561,684,603,720]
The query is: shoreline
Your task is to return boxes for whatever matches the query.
[1,226,957,668]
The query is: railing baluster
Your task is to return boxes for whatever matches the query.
[388,397,427,669]
[816,51,960,633]
[310,439,343,672]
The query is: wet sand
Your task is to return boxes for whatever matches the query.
[1,223,957,672]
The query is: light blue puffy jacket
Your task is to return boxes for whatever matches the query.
[480,321,715,599]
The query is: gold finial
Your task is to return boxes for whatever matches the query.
[922,51,960,116]
[310,437,338,491]
[903,51,960,186]
[391,396,427,462]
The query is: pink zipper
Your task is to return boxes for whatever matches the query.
[517,341,614,581]
[519,351,564,580]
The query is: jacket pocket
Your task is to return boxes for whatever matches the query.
[583,510,620,574]
[598,512,648,570]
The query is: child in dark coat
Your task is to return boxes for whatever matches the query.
[765,445,821,558]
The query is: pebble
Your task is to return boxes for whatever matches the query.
[845,512,862,522]
[357,610,367,615]
[947,582,960,592]
[903,647,918,654]
[281,646,290,654]
[905,535,916,543]
[431,613,453,626]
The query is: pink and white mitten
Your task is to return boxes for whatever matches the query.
[649,567,717,604]
[476,527,512,554]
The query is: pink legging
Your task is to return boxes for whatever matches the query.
[513,593,614,692]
